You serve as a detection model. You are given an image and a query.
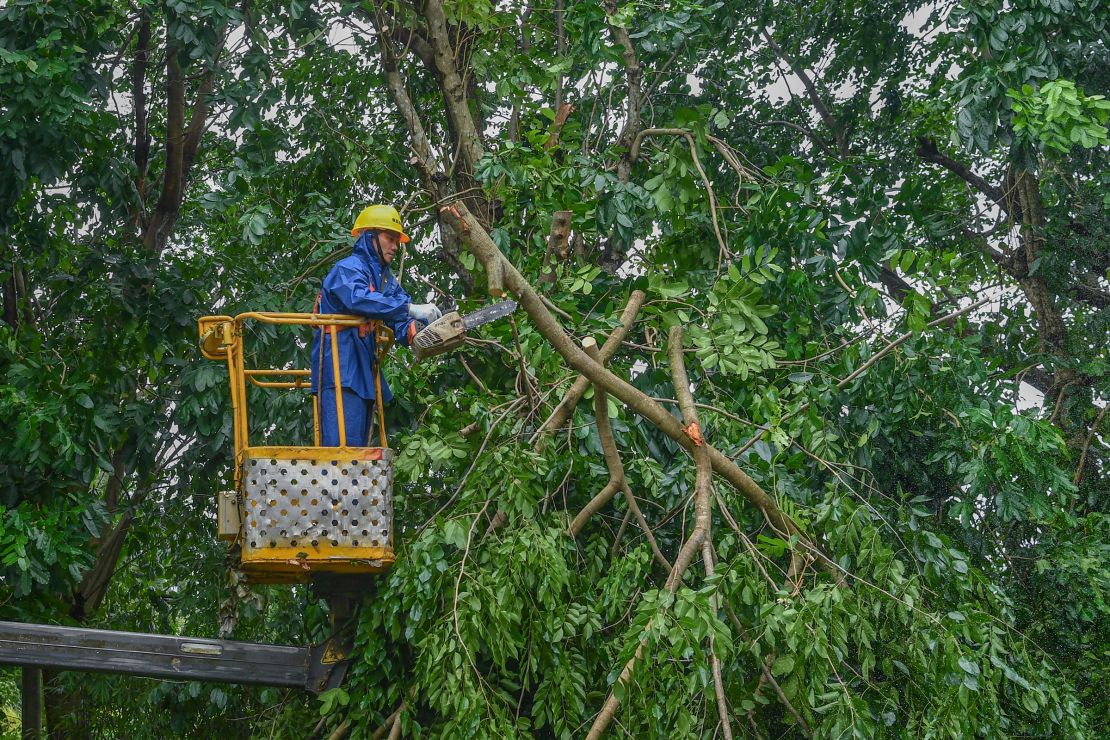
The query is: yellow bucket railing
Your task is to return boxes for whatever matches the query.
[199,312,393,484]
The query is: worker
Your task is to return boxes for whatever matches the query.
[310,204,442,446]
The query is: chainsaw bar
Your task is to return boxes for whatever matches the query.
[462,300,517,331]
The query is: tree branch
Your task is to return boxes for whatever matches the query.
[141,42,185,254]
[1073,402,1108,487]
[422,0,485,174]
[915,137,1009,214]
[603,0,643,153]
[836,297,991,389]
[439,203,839,578]
[568,338,671,571]
[371,8,439,184]
[586,328,714,738]
[131,12,152,213]
[762,31,848,158]
[531,290,646,443]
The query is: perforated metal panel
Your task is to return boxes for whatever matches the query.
[240,450,393,556]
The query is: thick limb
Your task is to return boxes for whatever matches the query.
[585,327,718,738]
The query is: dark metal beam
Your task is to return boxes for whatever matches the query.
[21,666,41,740]
[0,621,310,689]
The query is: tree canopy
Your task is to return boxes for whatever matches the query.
[1,0,1107,737]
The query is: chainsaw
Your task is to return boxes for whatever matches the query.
[412,300,517,361]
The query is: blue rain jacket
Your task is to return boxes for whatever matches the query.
[310,232,419,403]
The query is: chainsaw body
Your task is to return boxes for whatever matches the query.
[412,311,466,361]
[411,300,517,361]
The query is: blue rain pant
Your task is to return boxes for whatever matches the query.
[319,387,376,447]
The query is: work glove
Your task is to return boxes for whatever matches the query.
[409,303,442,324]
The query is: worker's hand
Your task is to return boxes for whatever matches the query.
[409,303,442,324]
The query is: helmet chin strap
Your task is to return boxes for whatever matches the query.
[370,231,388,267]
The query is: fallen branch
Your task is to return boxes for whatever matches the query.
[327,717,352,740]
[585,326,715,738]
[667,326,733,738]
[440,201,839,578]
[370,695,409,740]
[568,337,671,571]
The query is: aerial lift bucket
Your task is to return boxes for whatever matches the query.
[199,312,396,584]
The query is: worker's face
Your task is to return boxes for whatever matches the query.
[377,230,401,264]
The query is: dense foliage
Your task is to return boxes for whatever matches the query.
[1,0,1107,737]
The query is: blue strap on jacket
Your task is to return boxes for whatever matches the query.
[310,232,419,403]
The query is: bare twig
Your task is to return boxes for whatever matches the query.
[458,355,489,394]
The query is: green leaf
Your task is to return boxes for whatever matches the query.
[771,655,795,676]
[959,656,980,676]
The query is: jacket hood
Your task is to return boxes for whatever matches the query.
[353,231,386,272]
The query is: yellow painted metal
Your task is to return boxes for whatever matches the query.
[217,491,241,541]
[312,393,322,446]
[239,545,395,582]
[245,369,312,375]
[245,369,311,390]
[198,312,396,583]
[328,325,346,446]
[198,316,234,360]
[243,445,388,462]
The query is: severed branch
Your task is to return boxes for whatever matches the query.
[539,208,573,285]
[585,326,718,739]
[568,338,671,571]
[531,290,646,443]
[666,325,714,589]
[669,325,733,739]
[544,103,576,151]
[440,200,842,579]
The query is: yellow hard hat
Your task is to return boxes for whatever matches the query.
[351,204,410,242]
